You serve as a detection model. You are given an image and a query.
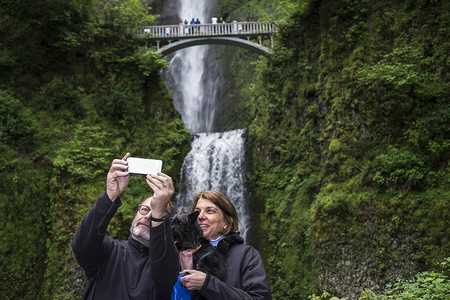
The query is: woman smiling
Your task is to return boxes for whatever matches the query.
[180,190,272,299]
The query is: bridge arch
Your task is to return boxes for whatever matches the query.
[158,37,274,57]
[143,22,277,57]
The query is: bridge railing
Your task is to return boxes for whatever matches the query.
[141,21,277,39]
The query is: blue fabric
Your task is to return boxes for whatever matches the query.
[171,274,192,300]
[209,236,225,247]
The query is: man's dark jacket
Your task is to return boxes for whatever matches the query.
[72,192,179,300]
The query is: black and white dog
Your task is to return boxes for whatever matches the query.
[170,211,227,284]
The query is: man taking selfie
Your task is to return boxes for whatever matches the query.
[72,153,179,300]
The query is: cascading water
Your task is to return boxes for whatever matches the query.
[176,129,250,240]
[165,0,220,133]
[162,0,251,241]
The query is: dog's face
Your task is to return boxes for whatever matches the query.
[171,211,228,282]
[170,211,203,251]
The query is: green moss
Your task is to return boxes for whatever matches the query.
[1,0,449,299]
[0,1,190,298]
[247,0,449,298]
[328,139,342,153]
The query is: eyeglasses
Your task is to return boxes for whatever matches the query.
[138,205,151,215]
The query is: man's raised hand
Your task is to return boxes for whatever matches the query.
[106,153,131,202]
[145,172,174,218]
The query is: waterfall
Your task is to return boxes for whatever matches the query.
[176,129,250,240]
[162,0,251,241]
[165,0,220,133]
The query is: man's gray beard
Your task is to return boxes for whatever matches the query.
[130,219,150,242]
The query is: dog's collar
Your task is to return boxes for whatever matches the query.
[194,248,217,269]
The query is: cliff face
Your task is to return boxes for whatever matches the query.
[1,0,448,299]
[0,1,190,299]
[149,0,180,24]
[245,0,450,298]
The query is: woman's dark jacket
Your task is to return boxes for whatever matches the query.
[196,233,272,300]
[72,192,179,300]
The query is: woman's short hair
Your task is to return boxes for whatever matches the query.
[189,190,239,236]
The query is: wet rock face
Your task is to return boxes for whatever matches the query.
[149,0,180,24]
[314,223,417,299]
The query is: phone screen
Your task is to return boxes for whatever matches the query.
[127,157,163,175]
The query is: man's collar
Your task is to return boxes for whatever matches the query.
[128,235,149,252]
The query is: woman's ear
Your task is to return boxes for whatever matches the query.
[224,216,233,234]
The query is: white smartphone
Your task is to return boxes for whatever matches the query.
[127,157,163,175]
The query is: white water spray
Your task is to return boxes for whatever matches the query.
[163,0,251,241]
[165,1,221,133]
[177,129,250,240]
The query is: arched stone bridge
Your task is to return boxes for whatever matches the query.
[142,22,278,57]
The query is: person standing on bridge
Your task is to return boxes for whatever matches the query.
[195,18,201,34]
[184,19,189,34]
[190,18,196,34]
[211,16,218,33]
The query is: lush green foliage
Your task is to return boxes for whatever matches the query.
[0,0,190,299]
[216,0,275,22]
[244,0,449,298]
[1,0,449,299]
[370,146,427,189]
[310,257,449,300]
[0,90,37,150]
[309,291,346,300]
[0,156,50,299]
[367,258,450,300]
